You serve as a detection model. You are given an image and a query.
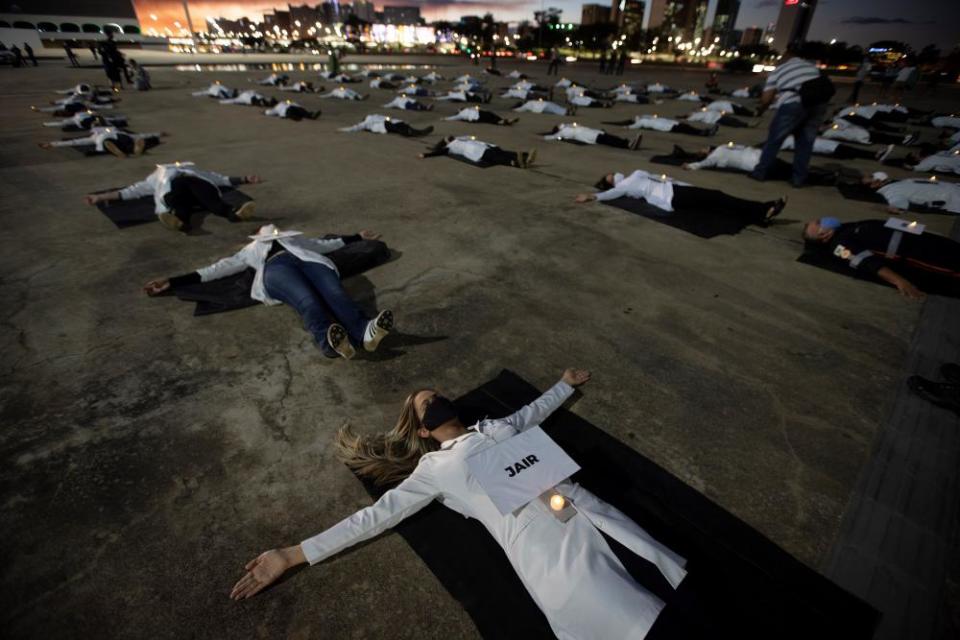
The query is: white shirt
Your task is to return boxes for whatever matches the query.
[422,71,442,83]
[511,80,535,91]
[56,83,93,96]
[45,110,98,127]
[279,82,312,92]
[194,234,349,305]
[369,78,387,88]
[264,101,303,117]
[193,83,233,98]
[687,144,760,172]
[118,163,234,214]
[706,100,737,112]
[932,116,960,130]
[49,126,121,151]
[565,85,586,100]
[545,124,602,144]
[383,96,417,110]
[838,104,882,119]
[514,100,566,115]
[340,114,392,134]
[220,90,265,105]
[781,135,840,154]
[300,381,687,640]
[912,150,960,175]
[501,87,531,100]
[677,91,703,102]
[614,93,643,103]
[400,84,424,95]
[554,78,572,88]
[596,170,690,211]
[628,115,678,131]
[732,87,751,98]
[323,87,361,100]
[822,118,870,144]
[687,109,723,125]
[569,95,597,107]
[446,136,495,163]
[438,90,470,102]
[646,83,670,93]
[258,74,283,86]
[507,70,523,78]
[611,84,634,95]
[446,107,481,122]
[878,179,960,213]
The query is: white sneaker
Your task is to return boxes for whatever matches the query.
[876,144,895,163]
[363,310,393,352]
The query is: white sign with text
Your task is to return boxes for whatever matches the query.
[466,426,581,515]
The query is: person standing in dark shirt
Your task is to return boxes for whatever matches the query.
[10,44,24,67]
[24,43,37,66]
[802,217,960,299]
[63,42,79,67]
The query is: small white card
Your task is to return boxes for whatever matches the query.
[885,217,925,235]
[466,427,581,516]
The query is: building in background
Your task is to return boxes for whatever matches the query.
[617,0,645,42]
[382,5,421,25]
[646,1,707,41]
[581,3,611,26]
[711,0,740,48]
[772,0,817,52]
[0,0,141,36]
[353,0,375,22]
[740,26,762,46]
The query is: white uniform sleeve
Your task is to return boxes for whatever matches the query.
[880,187,910,210]
[196,248,250,282]
[339,122,366,132]
[501,381,575,432]
[118,178,155,201]
[48,136,94,147]
[300,467,438,565]
[595,186,627,202]
[301,237,347,254]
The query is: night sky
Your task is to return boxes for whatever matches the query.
[132,0,959,49]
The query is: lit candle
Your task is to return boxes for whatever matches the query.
[908,221,917,228]
[549,495,566,511]
[273,228,279,235]
[727,141,734,147]
[930,175,937,182]
[661,174,667,180]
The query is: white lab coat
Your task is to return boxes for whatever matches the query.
[781,135,840,154]
[687,144,760,172]
[878,179,960,213]
[686,109,723,125]
[340,114,392,134]
[118,163,234,215]
[913,150,960,175]
[822,118,871,144]
[628,115,678,131]
[677,91,703,102]
[595,170,690,211]
[545,124,602,144]
[383,96,417,110]
[257,74,284,86]
[220,90,266,105]
[446,107,481,122]
[301,381,687,640]
[614,93,643,103]
[569,94,599,107]
[193,235,348,304]
[501,87,531,100]
[192,83,234,98]
[264,101,303,117]
[706,100,737,112]
[646,83,671,93]
[731,88,751,98]
[446,136,495,163]
[514,100,566,115]
[321,87,362,100]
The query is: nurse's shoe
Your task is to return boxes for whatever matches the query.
[363,310,393,352]
[158,212,183,231]
[103,141,127,158]
[232,201,256,221]
[327,324,355,360]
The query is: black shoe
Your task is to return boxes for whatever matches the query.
[941,363,960,383]
[907,376,960,415]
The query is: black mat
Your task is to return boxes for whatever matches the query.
[602,197,751,238]
[797,248,960,298]
[93,187,252,228]
[167,239,391,316]
[350,370,878,640]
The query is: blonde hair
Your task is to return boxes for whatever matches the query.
[336,390,439,486]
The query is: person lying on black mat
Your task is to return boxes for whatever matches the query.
[277,81,320,94]
[604,114,718,137]
[32,93,117,116]
[219,90,278,107]
[383,95,434,111]
[83,162,261,232]
[663,142,839,185]
[801,216,960,299]
[256,73,289,86]
[144,224,392,359]
[228,368,691,640]
[419,135,537,168]
[38,127,166,158]
[684,107,751,128]
[445,106,517,126]
[860,171,960,213]
[191,82,237,99]
[575,169,787,225]
[264,100,321,121]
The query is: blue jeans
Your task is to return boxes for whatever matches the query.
[263,253,368,356]
[751,101,827,186]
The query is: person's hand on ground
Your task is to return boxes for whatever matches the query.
[574,193,596,203]
[38,142,53,149]
[83,194,101,206]
[143,279,170,296]
[246,175,263,184]
[895,279,925,300]
[231,546,304,600]
[359,229,381,241]
[562,368,592,387]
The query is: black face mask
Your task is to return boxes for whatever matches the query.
[422,396,459,431]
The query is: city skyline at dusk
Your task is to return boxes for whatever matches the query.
[129,0,959,49]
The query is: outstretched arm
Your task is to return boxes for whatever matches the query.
[230,470,438,600]
[877,267,925,300]
[502,369,590,433]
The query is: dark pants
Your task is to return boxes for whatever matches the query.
[479,147,523,167]
[870,130,909,145]
[385,120,429,137]
[672,186,772,224]
[162,176,235,227]
[751,101,827,186]
[547,60,560,76]
[718,115,749,127]
[596,133,630,149]
[898,233,960,276]
[404,101,430,111]
[285,105,313,120]
[730,104,755,117]
[476,109,504,124]
[263,253,368,356]
[848,81,863,104]
[674,122,714,136]
[830,143,876,160]
[109,134,159,154]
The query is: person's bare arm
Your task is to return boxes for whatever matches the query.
[877,266,925,300]
[84,190,121,205]
[230,545,307,601]
[755,88,776,116]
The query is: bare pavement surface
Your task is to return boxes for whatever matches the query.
[1,56,958,639]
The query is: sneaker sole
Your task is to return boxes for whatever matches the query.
[328,324,356,359]
[158,212,183,231]
[364,310,394,352]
